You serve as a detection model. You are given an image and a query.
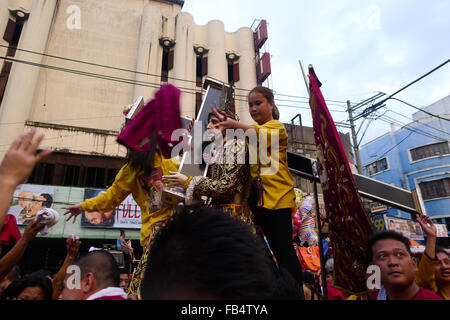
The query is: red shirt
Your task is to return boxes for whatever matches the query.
[371,286,443,300]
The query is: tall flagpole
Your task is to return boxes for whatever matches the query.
[298,60,328,299]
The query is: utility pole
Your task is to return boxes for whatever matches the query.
[347,100,363,174]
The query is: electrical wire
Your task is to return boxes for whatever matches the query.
[0,44,351,106]
[0,56,348,115]
[386,109,450,137]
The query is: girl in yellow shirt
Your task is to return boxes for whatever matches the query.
[62,149,179,298]
[214,86,303,298]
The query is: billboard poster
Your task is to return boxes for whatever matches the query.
[9,184,55,226]
[371,214,387,232]
[385,215,424,241]
[81,189,141,229]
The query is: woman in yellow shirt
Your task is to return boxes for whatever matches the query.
[62,149,179,298]
[214,86,303,297]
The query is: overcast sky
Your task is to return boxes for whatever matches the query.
[182,0,450,146]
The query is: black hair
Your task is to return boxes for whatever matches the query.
[73,250,120,288]
[30,269,53,280]
[140,207,280,300]
[249,86,275,104]
[272,267,304,300]
[0,279,23,300]
[120,229,125,236]
[126,149,156,177]
[11,275,53,300]
[5,265,21,282]
[118,267,129,276]
[40,193,53,208]
[248,86,279,120]
[302,270,317,286]
[367,230,412,262]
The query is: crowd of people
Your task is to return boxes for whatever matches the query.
[0,86,448,301]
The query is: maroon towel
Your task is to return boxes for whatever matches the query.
[117,84,183,159]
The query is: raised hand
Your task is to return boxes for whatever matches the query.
[0,128,52,187]
[66,235,81,258]
[61,204,82,223]
[416,214,437,238]
[22,219,45,242]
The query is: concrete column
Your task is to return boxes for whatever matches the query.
[173,12,195,118]
[206,20,227,83]
[236,27,257,124]
[0,0,57,158]
[133,4,162,102]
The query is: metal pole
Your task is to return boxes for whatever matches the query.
[298,60,310,96]
[313,180,328,299]
[347,100,363,174]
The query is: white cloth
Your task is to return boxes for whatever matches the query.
[35,208,60,235]
[86,287,128,300]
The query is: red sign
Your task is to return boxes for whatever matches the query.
[253,19,268,49]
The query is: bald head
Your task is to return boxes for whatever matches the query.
[74,251,120,289]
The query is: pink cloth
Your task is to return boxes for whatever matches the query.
[0,214,21,247]
[117,84,182,159]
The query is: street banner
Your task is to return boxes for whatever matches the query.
[81,189,141,229]
[9,184,55,226]
[308,66,375,295]
[385,215,424,240]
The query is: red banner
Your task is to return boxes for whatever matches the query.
[308,66,375,295]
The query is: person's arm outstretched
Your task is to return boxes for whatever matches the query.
[415,214,438,291]
[52,235,81,299]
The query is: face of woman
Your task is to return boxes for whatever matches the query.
[206,115,223,141]
[248,92,273,125]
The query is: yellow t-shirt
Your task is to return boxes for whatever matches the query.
[81,152,179,246]
[250,120,295,210]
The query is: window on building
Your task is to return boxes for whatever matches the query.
[63,165,80,186]
[364,157,388,176]
[27,163,54,185]
[410,141,449,161]
[1,18,24,104]
[227,61,239,84]
[419,178,450,200]
[196,54,207,87]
